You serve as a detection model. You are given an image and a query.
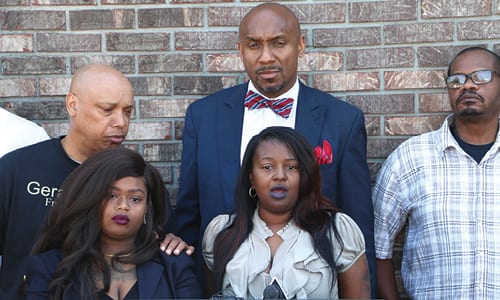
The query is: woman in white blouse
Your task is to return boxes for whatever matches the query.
[202,126,370,299]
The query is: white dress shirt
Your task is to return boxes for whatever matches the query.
[240,79,300,163]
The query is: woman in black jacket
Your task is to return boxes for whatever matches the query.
[22,147,201,300]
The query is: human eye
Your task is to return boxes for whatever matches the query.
[101,106,114,115]
[108,192,118,200]
[124,107,133,117]
[262,163,273,170]
[446,74,465,89]
[130,195,142,203]
[247,41,260,49]
[473,70,493,84]
[274,39,286,47]
[287,164,299,171]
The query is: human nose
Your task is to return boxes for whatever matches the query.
[460,75,479,91]
[258,43,275,64]
[112,111,128,128]
[273,167,287,181]
[115,197,130,210]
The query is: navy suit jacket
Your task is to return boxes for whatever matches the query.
[176,81,376,291]
[22,249,202,299]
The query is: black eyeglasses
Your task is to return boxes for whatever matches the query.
[445,70,499,89]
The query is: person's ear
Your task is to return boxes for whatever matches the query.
[66,92,78,117]
[297,35,305,58]
[249,172,255,186]
[237,41,243,58]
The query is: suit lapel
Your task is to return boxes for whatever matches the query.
[137,259,163,299]
[215,84,247,210]
[294,82,325,147]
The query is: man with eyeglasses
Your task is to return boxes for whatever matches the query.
[373,46,500,299]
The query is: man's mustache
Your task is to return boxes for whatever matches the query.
[456,91,485,104]
[255,66,282,73]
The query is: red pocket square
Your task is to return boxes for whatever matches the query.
[314,140,333,165]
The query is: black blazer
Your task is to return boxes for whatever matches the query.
[22,249,202,299]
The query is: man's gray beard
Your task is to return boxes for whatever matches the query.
[261,83,285,95]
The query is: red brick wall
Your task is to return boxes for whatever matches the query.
[2,1,500,297]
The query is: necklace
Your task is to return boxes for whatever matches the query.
[102,252,133,258]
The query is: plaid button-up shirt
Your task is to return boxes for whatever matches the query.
[373,115,500,299]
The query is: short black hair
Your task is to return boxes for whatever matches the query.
[447,46,500,76]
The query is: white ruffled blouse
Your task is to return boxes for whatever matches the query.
[202,210,365,299]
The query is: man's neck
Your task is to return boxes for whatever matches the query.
[248,78,299,100]
[452,116,499,145]
[61,135,86,164]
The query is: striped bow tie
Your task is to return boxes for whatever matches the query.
[244,90,294,119]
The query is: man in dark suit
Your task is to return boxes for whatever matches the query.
[175,2,375,295]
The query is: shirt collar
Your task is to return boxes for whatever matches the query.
[437,114,500,158]
[437,115,459,154]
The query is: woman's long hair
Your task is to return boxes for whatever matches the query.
[31,146,167,300]
[212,126,343,291]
